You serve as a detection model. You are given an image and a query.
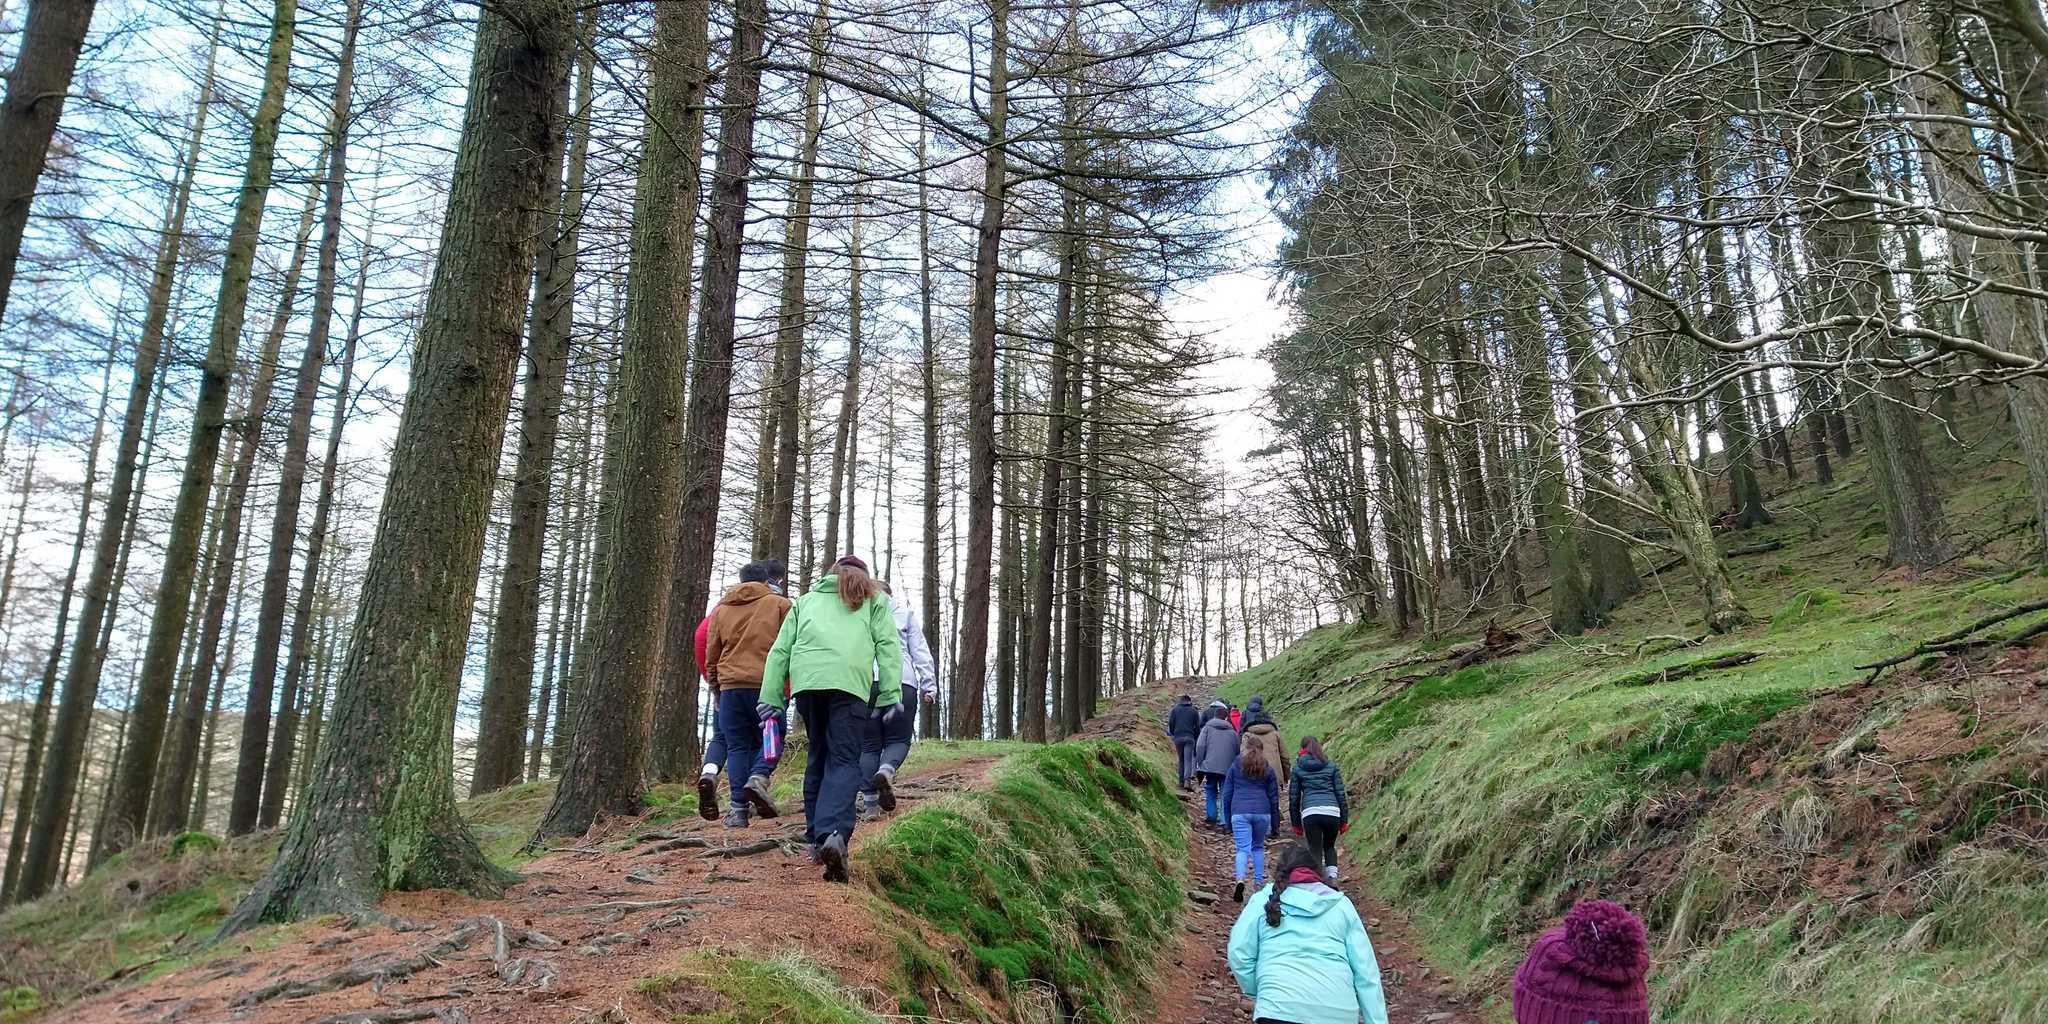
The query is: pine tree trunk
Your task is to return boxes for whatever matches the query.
[220,2,573,930]
[1558,254,1641,615]
[1513,299,1595,635]
[762,0,832,564]
[163,144,328,839]
[475,22,591,795]
[952,0,1007,740]
[540,0,708,833]
[104,0,298,858]
[822,184,867,568]
[0,0,98,325]
[917,102,943,742]
[260,151,380,835]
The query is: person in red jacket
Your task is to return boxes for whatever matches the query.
[1229,703,1243,733]
[692,615,729,821]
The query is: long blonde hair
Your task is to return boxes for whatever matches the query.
[831,558,882,612]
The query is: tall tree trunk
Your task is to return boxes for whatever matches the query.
[1513,296,1596,635]
[0,0,98,326]
[1558,254,1641,615]
[539,0,709,834]
[654,0,768,799]
[260,165,382,835]
[762,0,832,565]
[220,1,572,930]
[475,20,591,795]
[163,143,329,839]
[103,0,297,858]
[952,0,1007,740]
[917,97,943,743]
[822,178,867,566]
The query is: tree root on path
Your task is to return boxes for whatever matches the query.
[311,1007,470,1024]
[697,837,800,859]
[233,914,568,1010]
[636,835,709,855]
[1857,598,2048,680]
[547,895,728,915]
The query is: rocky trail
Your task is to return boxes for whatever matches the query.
[1154,780,1482,1024]
[46,760,1000,1024]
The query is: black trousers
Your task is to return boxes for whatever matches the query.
[797,689,869,847]
[1303,814,1341,872]
[860,704,915,796]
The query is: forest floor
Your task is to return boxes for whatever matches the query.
[16,679,1487,1024]
[35,756,1005,1024]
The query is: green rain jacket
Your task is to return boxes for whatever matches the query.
[760,574,903,711]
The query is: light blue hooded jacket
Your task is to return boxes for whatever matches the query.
[1227,879,1389,1024]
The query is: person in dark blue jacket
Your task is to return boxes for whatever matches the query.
[1223,739,1280,903]
[1163,694,1201,789]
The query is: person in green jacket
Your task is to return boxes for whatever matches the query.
[759,555,903,882]
[1228,843,1388,1024]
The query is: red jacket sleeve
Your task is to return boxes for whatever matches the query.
[694,615,711,676]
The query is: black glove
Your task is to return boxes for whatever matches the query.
[879,702,904,725]
[756,702,779,723]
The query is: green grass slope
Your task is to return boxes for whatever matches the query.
[1223,413,2048,1023]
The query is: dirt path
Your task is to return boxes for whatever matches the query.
[49,758,1002,1024]
[1137,683,1482,1024]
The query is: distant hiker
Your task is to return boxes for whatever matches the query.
[859,582,939,818]
[1242,713,1289,792]
[1242,695,1276,730]
[1227,843,1389,1024]
[705,560,792,828]
[1511,899,1650,1024]
[1164,694,1201,789]
[1194,707,1238,826]
[1289,736,1348,881]
[760,555,904,883]
[1224,740,1279,902]
[1229,702,1244,733]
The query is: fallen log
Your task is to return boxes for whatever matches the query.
[1857,597,2048,680]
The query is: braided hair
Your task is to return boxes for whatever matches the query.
[1265,843,1324,927]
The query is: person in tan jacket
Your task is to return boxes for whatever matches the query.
[705,560,792,827]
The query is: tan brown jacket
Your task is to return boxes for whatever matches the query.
[705,582,792,690]
[1241,723,1289,787]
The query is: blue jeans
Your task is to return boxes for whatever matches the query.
[718,687,774,804]
[1231,813,1271,882]
[1203,774,1223,821]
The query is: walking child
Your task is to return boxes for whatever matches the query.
[1289,736,1348,881]
[1224,735,1280,903]
[1227,843,1389,1024]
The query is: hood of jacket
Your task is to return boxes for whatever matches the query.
[721,581,780,605]
[1272,880,1349,921]
[1244,722,1280,739]
[1247,696,1265,714]
[1295,754,1335,779]
[1201,716,1236,736]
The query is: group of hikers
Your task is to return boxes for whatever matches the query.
[687,555,936,883]
[1166,693,1654,1024]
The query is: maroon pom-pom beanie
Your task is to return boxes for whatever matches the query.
[1512,899,1651,1024]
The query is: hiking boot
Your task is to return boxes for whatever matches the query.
[697,771,721,822]
[872,764,897,812]
[855,793,876,821]
[1324,865,1339,883]
[722,806,750,829]
[819,832,849,883]
[1232,880,1246,903]
[743,775,779,818]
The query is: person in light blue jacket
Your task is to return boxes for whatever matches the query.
[1227,844,1389,1024]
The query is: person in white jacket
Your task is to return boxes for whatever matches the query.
[860,584,938,816]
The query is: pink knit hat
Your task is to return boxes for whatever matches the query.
[1512,900,1651,1024]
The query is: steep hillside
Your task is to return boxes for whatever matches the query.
[1223,416,2048,1022]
